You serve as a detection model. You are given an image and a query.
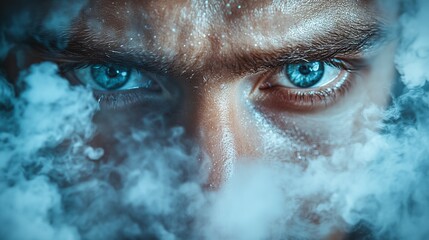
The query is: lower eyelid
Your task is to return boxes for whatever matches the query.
[93,88,170,110]
[253,71,354,113]
[60,65,175,110]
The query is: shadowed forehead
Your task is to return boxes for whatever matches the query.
[87,0,377,19]
[82,0,379,34]
[65,0,383,74]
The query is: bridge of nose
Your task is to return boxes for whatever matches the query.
[178,77,261,187]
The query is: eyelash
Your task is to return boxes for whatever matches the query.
[255,58,366,112]
[58,62,169,110]
[57,57,366,111]
[268,75,352,109]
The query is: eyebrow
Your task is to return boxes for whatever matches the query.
[37,19,389,76]
[228,21,389,73]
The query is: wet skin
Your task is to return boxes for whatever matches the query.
[4,0,397,238]
[57,0,395,184]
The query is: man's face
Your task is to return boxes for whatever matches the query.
[1,0,399,238]
[52,0,394,187]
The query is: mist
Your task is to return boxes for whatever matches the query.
[1,0,429,240]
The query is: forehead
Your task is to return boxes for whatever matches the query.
[86,0,377,25]
[70,0,381,72]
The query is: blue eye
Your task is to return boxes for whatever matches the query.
[91,64,130,90]
[73,64,160,91]
[285,62,325,88]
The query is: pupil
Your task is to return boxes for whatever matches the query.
[106,67,120,78]
[91,64,130,90]
[299,65,311,75]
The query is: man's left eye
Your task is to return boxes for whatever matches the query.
[255,59,359,112]
[282,61,341,89]
[73,64,160,91]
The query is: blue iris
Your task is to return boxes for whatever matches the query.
[285,61,324,88]
[90,64,130,90]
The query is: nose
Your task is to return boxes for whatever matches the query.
[184,80,258,189]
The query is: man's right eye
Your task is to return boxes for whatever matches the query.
[73,64,161,92]
[62,63,171,109]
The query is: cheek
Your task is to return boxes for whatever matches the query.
[249,66,395,163]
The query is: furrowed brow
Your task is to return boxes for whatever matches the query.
[227,20,390,73]
[32,29,178,74]
[35,19,389,76]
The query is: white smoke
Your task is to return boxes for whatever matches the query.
[0,62,97,240]
[0,62,207,240]
[1,0,429,240]
[396,0,429,87]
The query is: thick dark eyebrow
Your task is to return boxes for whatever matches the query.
[35,36,176,74]
[228,21,389,74]
[37,19,389,75]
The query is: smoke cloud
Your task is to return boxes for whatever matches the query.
[1,0,429,240]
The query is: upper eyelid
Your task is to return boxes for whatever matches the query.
[261,58,368,80]
[324,58,370,72]
[57,61,145,75]
[32,40,374,78]
[52,53,368,83]
[235,53,373,76]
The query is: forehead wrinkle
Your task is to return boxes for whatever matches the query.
[219,0,334,24]
[220,0,381,28]
[72,0,217,69]
[138,1,220,68]
[217,0,384,55]
[60,0,387,79]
